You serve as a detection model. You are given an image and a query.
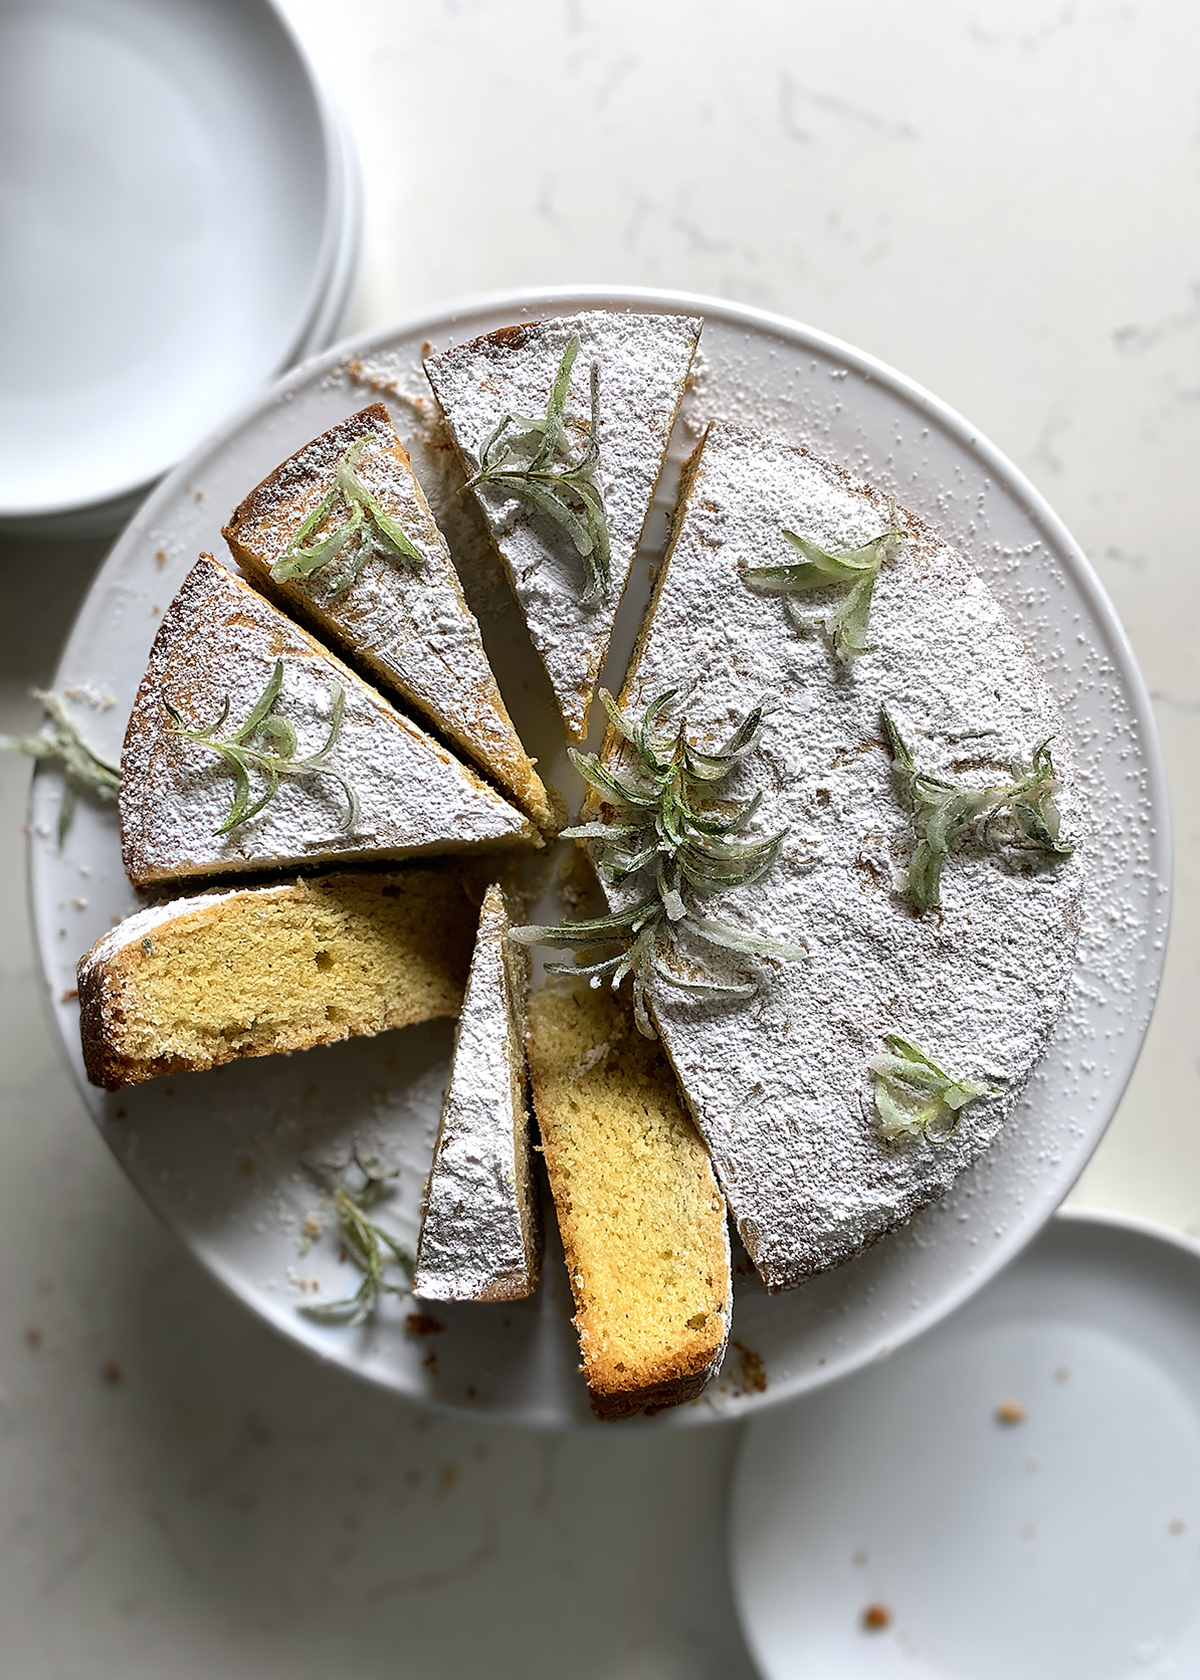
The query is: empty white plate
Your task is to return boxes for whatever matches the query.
[731,1210,1200,1679]
[0,0,359,533]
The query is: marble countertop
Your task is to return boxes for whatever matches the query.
[1,3,1197,1673]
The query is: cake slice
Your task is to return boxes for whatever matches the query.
[424,311,702,739]
[222,404,553,828]
[413,884,540,1303]
[526,981,730,1419]
[586,420,1086,1289]
[78,867,478,1090]
[120,554,538,888]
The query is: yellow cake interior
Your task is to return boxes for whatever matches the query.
[84,869,476,1086]
[526,981,729,1416]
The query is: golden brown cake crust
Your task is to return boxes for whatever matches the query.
[78,867,477,1090]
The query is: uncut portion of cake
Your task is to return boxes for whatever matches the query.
[120,554,537,888]
[588,420,1087,1291]
[78,867,477,1090]
[425,311,702,739]
[222,404,553,829]
[526,981,730,1419]
[413,884,540,1303]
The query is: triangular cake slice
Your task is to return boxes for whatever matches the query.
[222,404,553,828]
[78,867,478,1089]
[590,421,1085,1290]
[413,884,540,1302]
[424,311,702,739]
[526,980,730,1419]
[121,554,538,888]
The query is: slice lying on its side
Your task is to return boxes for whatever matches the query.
[223,404,553,828]
[425,311,702,740]
[120,554,538,889]
[414,883,540,1303]
[78,867,478,1090]
[525,981,730,1419]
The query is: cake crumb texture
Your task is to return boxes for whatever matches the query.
[78,868,476,1090]
[526,981,730,1419]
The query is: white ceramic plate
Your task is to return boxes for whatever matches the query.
[27,287,1169,1429]
[730,1210,1200,1679]
[0,0,360,534]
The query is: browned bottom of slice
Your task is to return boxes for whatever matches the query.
[78,868,477,1090]
[526,981,730,1419]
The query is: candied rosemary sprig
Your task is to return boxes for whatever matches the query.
[271,436,425,598]
[870,1034,995,1142]
[300,1147,414,1328]
[511,689,805,1037]
[743,521,904,663]
[163,658,357,836]
[462,333,610,605]
[881,706,1073,913]
[0,689,120,844]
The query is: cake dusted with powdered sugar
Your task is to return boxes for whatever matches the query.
[120,554,538,888]
[413,884,540,1303]
[587,421,1086,1290]
[424,311,701,740]
[223,404,553,829]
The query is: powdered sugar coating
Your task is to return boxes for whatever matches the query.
[424,311,701,739]
[223,405,551,827]
[120,555,536,886]
[597,423,1088,1290]
[414,885,538,1302]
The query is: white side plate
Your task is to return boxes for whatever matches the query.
[731,1211,1200,1679]
[27,287,1169,1429]
[0,0,358,530]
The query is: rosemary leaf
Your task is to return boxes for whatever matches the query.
[272,437,425,599]
[300,1146,413,1327]
[882,706,1073,913]
[0,690,120,845]
[165,658,357,836]
[463,334,611,605]
[511,690,804,1037]
[870,1033,994,1142]
[745,523,904,663]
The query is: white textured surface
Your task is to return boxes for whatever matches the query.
[0,2,1197,1675]
[415,886,537,1302]
[602,422,1085,1286]
[120,553,532,883]
[426,310,699,737]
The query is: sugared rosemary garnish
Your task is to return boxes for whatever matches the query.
[870,1034,994,1142]
[271,437,425,598]
[511,690,805,1037]
[463,333,610,604]
[300,1147,414,1328]
[743,522,904,663]
[0,690,120,843]
[164,658,357,836]
[881,706,1073,913]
